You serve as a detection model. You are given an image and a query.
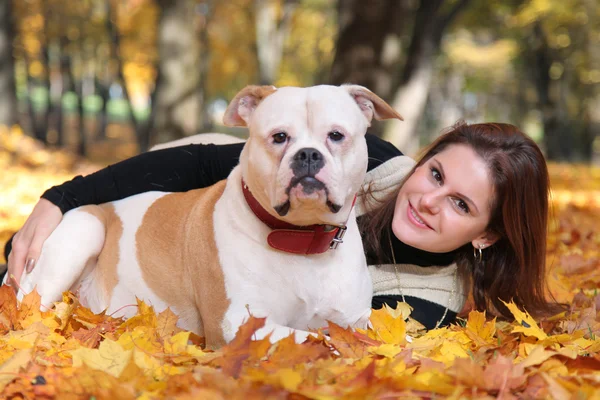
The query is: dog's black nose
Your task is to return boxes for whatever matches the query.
[295,147,322,162]
[291,147,324,176]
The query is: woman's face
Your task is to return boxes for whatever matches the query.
[391,144,497,253]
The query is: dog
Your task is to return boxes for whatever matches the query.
[15,84,403,348]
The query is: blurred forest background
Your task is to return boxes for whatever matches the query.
[1,0,600,263]
[0,0,599,162]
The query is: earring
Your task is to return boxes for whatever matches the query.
[473,243,485,262]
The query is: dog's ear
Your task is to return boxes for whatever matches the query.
[342,84,404,124]
[223,85,278,127]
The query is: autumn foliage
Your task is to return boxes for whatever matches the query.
[1,131,600,398]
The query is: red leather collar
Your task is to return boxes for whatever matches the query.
[241,180,352,254]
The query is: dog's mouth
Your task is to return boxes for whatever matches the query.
[273,176,342,216]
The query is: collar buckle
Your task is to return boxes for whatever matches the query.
[329,225,347,250]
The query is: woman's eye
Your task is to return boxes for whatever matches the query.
[272,132,288,144]
[430,167,442,183]
[453,198,470,214]
[328,131,344,142]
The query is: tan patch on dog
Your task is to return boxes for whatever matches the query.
[79,204,121,302]
[136,181,229,349]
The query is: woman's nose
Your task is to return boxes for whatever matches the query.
[419,190,442,214]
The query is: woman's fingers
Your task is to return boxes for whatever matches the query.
[6,199,63,287]
[6,230,31,286]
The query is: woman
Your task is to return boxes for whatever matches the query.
[3,122,560,329]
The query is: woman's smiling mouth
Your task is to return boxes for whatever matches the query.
[407,203,432,230]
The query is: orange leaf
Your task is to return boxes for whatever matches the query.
[483,355,526,392]
[262,334,330,371]
[451,357,486,388]
[327,321,370,359]
[0,284,18,330]
[155,307,183,341]
[17,289,43,329]
[211,316,266,378]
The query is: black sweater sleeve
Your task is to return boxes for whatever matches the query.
[42,134,403,214]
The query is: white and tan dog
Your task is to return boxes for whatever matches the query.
[15,84,403,348]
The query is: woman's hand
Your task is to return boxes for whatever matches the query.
[6,198,63,287]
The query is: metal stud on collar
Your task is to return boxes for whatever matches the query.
[329,225,348,249]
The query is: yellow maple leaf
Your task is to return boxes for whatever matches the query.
[368,343,403,358]
[501,300,548,340]
[517,344,556,368]
[368,304,407,345]
[70,339,133,378]
[164,331,206,363]
[465,310,496,343]
[118,326,162,354]
[118,298,157,333]
[438,339,470,362]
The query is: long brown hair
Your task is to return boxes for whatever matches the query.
[361,121,561,320]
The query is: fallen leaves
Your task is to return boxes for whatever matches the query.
[0,287,599,399]
[1,151,600,397]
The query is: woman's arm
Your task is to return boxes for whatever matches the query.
[43,142,245,214]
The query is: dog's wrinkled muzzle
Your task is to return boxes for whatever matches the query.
[273,147,344,217]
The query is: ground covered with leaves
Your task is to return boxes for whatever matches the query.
[1,129,600,399]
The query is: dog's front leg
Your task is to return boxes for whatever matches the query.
[18,207,106,309]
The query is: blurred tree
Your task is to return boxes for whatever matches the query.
[419,0,599,161]
[423,2,523,141]
[383,0,470,155]
[330,0,470,150]
[515,0,599,161]
[195,0,214,133]
[107,0,157,152]
[152,0,203,146]
[206,0,257,100]
[14,0,49,144]
[0,0,17,127]
[278,0,336,86]
[255,0,298,84]
[330,0,405,99]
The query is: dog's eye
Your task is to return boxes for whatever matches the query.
[272,132,288,144]
[328,131,344,142]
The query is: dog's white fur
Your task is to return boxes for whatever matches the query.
[14,84,402,347]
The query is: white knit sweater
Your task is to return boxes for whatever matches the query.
[357,155,468,314]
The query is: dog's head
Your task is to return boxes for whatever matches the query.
[224,84,403,226]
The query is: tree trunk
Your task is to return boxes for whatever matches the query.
[584,0,600,163]
[152,0,202,145]
[330,0,405,98]
[527,22,571,161]
[383,0,470,156]
[0,0,16,127]
[384,57,435,155]
[196,0,214,133]
[56,37,72,147]
[255,0,298,85]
